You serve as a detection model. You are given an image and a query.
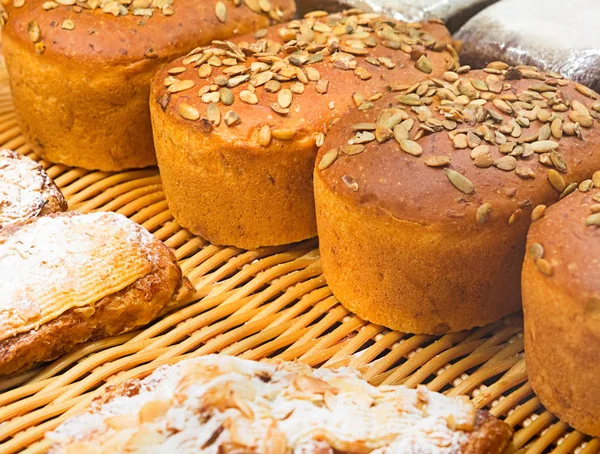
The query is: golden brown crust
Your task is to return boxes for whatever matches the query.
[314,64,600,333]
[150,11,458,248]
[3,0,294,64]
[461,411,513,454]
[0,149,66,232]
[523,188,600,436]
[0,211,189,376]
[2,0,295,171]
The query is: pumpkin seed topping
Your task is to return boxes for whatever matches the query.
[159,20,600,233]
[415,55,432,74]
[399,140,422,157]
[559,182,577,200]
[547,169,566,192]
[425,156,450,167]
[445,169,474,194]
[342,175,359,191]
[536,258,553,276]
[224,110,240,127]
[343,144,366,155]
[586,213,600,227]
[529,242,544,259]
[494,156,517,171]
[531,205,546,222]
[593,171,600,188]
[215,1,227,23]
[508,209,522,226]
[476,203,491,224]
[579,179,594,192]
[258,125,272,147]
[318,149,339,170]
[178,103,200,121]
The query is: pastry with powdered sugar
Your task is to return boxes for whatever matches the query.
[0,211,192,375]
[46,354,513,453]
[0,149,67,233]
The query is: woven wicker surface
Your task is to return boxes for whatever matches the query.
[0,80,597,454]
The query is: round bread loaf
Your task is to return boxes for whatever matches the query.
[314,63,600,334]
[523,185,600,436]
[150,11,459,249]
[1,0,295,171]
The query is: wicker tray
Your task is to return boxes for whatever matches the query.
[0,78,597,454]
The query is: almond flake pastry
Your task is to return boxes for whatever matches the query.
[46,355,513,453]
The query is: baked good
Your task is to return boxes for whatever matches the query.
[1,0,295,171]
[523,184,600,436]
[0,148,67,232]
[297,0,499,33]
[150,11,459,249]
[455,0,600,92]
[0,211,191,375]
[46,354,513,453]
[314,63,600,334]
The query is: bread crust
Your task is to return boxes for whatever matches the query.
[314,66,600,333]
[0,211,190,376]
[2,0,295,171]
[150,12,458,248]
[462,411,513,454]
[0,149,66,231]
[523,189,600,436]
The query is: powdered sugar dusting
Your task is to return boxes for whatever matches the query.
[0,212,161,342]
[47,355,479,453]
[0,149,60,228]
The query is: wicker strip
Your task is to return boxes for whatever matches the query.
[0,85,596,454]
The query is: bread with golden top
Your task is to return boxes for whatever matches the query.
[46,354,513,453]
[0,211,191,375]
[314,62,600,334]
[1,0,295,171]
[150,10,459,249]
[0,148,66,233]
[523,183,600,436]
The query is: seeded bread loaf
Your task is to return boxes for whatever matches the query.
[314,63,600,334]
[0,148,66,232]
[1,0,295,171]
[0,211,191,375]
[455,0,600,93]
[523,184,600,436]
[150,11,459,249]
[46,354,513,453]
